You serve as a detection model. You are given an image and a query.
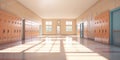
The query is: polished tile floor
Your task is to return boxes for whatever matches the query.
[0,35,120,60]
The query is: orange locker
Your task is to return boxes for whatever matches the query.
[15,18,19,41]
[101,16,104,43]
[2,19,8,44]
[25,20,30,39]
[104,25,109,44]
[0,16,3,44]
[11,18,14,42]
[96,17,98,39]
[18,18,22,40]
[94,10,110,44]
[94,17,97,41]
[6,18,10,43]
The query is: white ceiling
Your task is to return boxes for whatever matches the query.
[17,0,98,19]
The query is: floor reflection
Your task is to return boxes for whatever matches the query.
[0,41,42,53]
[25,40,60,53]
[65,53,107,60]
[0,35,120,60]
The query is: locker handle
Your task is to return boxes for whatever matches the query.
[105,30,107,33]
[7,30,9,33]
[3,30,5,33]
[102,30,104,33]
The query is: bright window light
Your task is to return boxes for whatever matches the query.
[66,21,72,25]
[46,21,52,25]
[46,21,52,32]
[66,21,73,31]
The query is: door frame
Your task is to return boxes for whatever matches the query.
[110,7,120,45]
[57,25,61,35]
[80,23,84,38]
[22,19,25,44]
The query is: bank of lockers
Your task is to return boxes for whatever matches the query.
[94,11,110,44]
[0,10,40,45]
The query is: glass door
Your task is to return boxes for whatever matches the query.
[57,26,60,34]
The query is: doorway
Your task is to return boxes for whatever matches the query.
[22,19,25,44]
[57,25,60,35]
[80,23,84,38]
[39,25,42,37]
[110,7,120,46]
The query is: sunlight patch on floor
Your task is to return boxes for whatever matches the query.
[0,41,41,53]
[64,39,93,52]
[66,53,108,60]
[63,36,108,60]
[25,39,60,53]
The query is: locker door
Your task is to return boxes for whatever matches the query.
[111,8,120,46]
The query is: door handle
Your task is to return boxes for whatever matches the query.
[113,30,120,32]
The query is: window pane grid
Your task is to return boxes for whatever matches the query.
[46,21,52,32]
[66,21,72,25]
[46,21,52,25]
[66,21,72,32]
[46,25,52,32]
[66,25,72,31]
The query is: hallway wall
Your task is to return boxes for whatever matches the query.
[60,19,76,35]
[42,19,76,35]
[0,0,42,23]
[42,19,57,35]
[77,0,120,43]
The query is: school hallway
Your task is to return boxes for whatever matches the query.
[0,0,120,60]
